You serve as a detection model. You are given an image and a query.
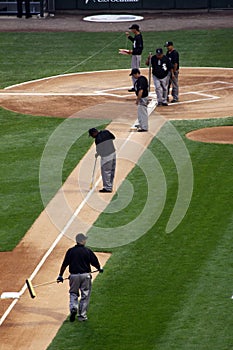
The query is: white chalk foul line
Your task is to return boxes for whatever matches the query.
[0,179,100,326]
[168,90,220,106]
[0,89,136,98]
[0,92,128,98]
[0,185,97,326]
[0,95,157,327]
[1,71,232,325]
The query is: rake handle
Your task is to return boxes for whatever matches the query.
[90,157,98,189]
[34,270,99,288]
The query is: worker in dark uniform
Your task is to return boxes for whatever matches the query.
[164,41,180,103]
[125,24,144,92]
[89,128,116,193]
[57,233,103,322]
[146,48,171,106]
[130,68,149,132]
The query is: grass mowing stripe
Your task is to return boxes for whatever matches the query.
[47,117,233,350]
[0,109,108,251]
[0,29,233,87]
[155,215,233,350]
[0,28,232,348]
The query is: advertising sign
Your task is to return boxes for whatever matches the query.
[78,0,143,10]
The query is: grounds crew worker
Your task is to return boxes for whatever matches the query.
[125,24,144,92]
[146,48,171,106]
[57,233,103,322]
[164,41,180,103]
[89,127,116,193]
[130,68,149,132]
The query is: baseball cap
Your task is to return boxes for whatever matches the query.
[156,48,163,55]
[76,233,88,243]
[129,24,139,31]
[88,128,98,136]
[129,68,140,76]
[164,41,173,47]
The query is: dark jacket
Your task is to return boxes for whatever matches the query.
[59,244,101,275]
[95,130,116,157]
[151,55,171,79]
[128,33,143,55]
[134,75,149,98]
[166,49,179,70]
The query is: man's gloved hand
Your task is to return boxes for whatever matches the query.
[99,268,104,273]
[57,275,64,283]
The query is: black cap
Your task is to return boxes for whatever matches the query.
[129,68,140,76]
[164,41,173,47]
[88,128,98,136]
[129,24,139,31]
[156,48,163,55]
[76,233,88,244]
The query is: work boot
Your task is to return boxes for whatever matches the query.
[70,308,77,322]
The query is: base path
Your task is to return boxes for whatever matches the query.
[0,67,233,350]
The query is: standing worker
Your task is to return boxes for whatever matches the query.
[88,128,116,193]
[146,48,171,106]
[125,24,144,92]
[164,41,180,103]
[57,233,103,322]
[130,68,149,132]
[17,0,32,18]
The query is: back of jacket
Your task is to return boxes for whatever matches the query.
[95,130,116,157]
[62,244,100,274]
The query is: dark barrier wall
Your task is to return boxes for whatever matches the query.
[211,0,233,7]
[175,0,208,8]
[55,0,76,10]
[55,0,233,11]
[143,0,175,9]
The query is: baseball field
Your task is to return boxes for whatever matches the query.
[0,13,233,350]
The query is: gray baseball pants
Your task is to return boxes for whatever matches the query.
[131,55,141,85]
[153,75,169,104]
[168,71,179,101]
[101,152,116,191]
[69,273,92,318]
[138,97,149,130]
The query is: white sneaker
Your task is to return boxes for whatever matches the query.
[78,315,88,322]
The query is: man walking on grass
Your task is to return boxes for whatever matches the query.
[57,233,103,322]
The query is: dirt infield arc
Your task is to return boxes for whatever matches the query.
[1,67,233,121]
[0,67,233,350]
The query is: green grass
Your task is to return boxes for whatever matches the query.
[0,110,108,250]
[48,117,233,350]
[0,29,232,87]
[0,28,233,349]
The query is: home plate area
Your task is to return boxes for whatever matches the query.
[0,68,232,122]
[0,67,233,350]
